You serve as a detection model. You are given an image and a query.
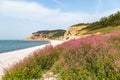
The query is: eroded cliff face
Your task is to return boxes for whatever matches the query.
[26,30,66,40]
[63,24,88,40]
[26,24,90,40]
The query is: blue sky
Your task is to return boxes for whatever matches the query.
[0,0,120,39]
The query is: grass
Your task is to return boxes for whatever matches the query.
[84,26,120,35]
[2,30,120,80]
[51,31,120,80]
[2,46,61,80]
[73,11,120,36]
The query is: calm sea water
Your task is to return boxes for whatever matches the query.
[0,40,48,53]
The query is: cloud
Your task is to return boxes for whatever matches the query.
[0,1,58,19]
[0,0,119,29]
[0,0,94,27]
[52,0,62,5]
[0,0,120,39]
[95,0,102,14]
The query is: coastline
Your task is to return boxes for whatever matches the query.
[0,40,64,79]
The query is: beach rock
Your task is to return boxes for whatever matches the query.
[40,71,58,80]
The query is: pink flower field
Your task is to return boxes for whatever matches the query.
[2,31,120,80]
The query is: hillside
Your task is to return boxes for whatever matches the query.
[27,11,120,40]
[64,11,120,40]
[2,11,120,80]
[84,11,120,34]
[3,31,120,80]
[86,11,120,30]
[27,29,66,40]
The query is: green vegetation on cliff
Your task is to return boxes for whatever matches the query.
[27,29,66,40]
[86,11,120,30]
[68,11,120,34]
[71,23,89,27]
[84,11,120,34]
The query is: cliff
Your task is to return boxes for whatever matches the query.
[27,29,66,40]
[27,11,120,40]
[63,24,88,40]
[64,11,120,40]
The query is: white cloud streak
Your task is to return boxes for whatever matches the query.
[52,0,62,5]
[0,0,94,27]
[0,1,58,19]
[95,0,102,14]
[0,0,119,29]
[0,0,120,39]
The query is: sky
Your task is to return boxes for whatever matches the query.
[0,0,120,39]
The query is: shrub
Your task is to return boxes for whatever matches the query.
[2,46,61,80]
[52,31,120,80]
[2,31,120,80]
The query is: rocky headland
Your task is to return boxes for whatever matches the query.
[26,29,66,40]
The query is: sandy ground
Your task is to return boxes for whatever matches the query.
[0,40,64,79]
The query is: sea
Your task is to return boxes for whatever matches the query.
[0,40,48,53]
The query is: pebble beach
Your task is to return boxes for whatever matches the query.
[0,40,64,79]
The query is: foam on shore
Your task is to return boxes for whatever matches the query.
[0,40,64,79]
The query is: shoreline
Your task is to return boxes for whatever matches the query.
[0,40,64,79]
[0,40,49,54]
